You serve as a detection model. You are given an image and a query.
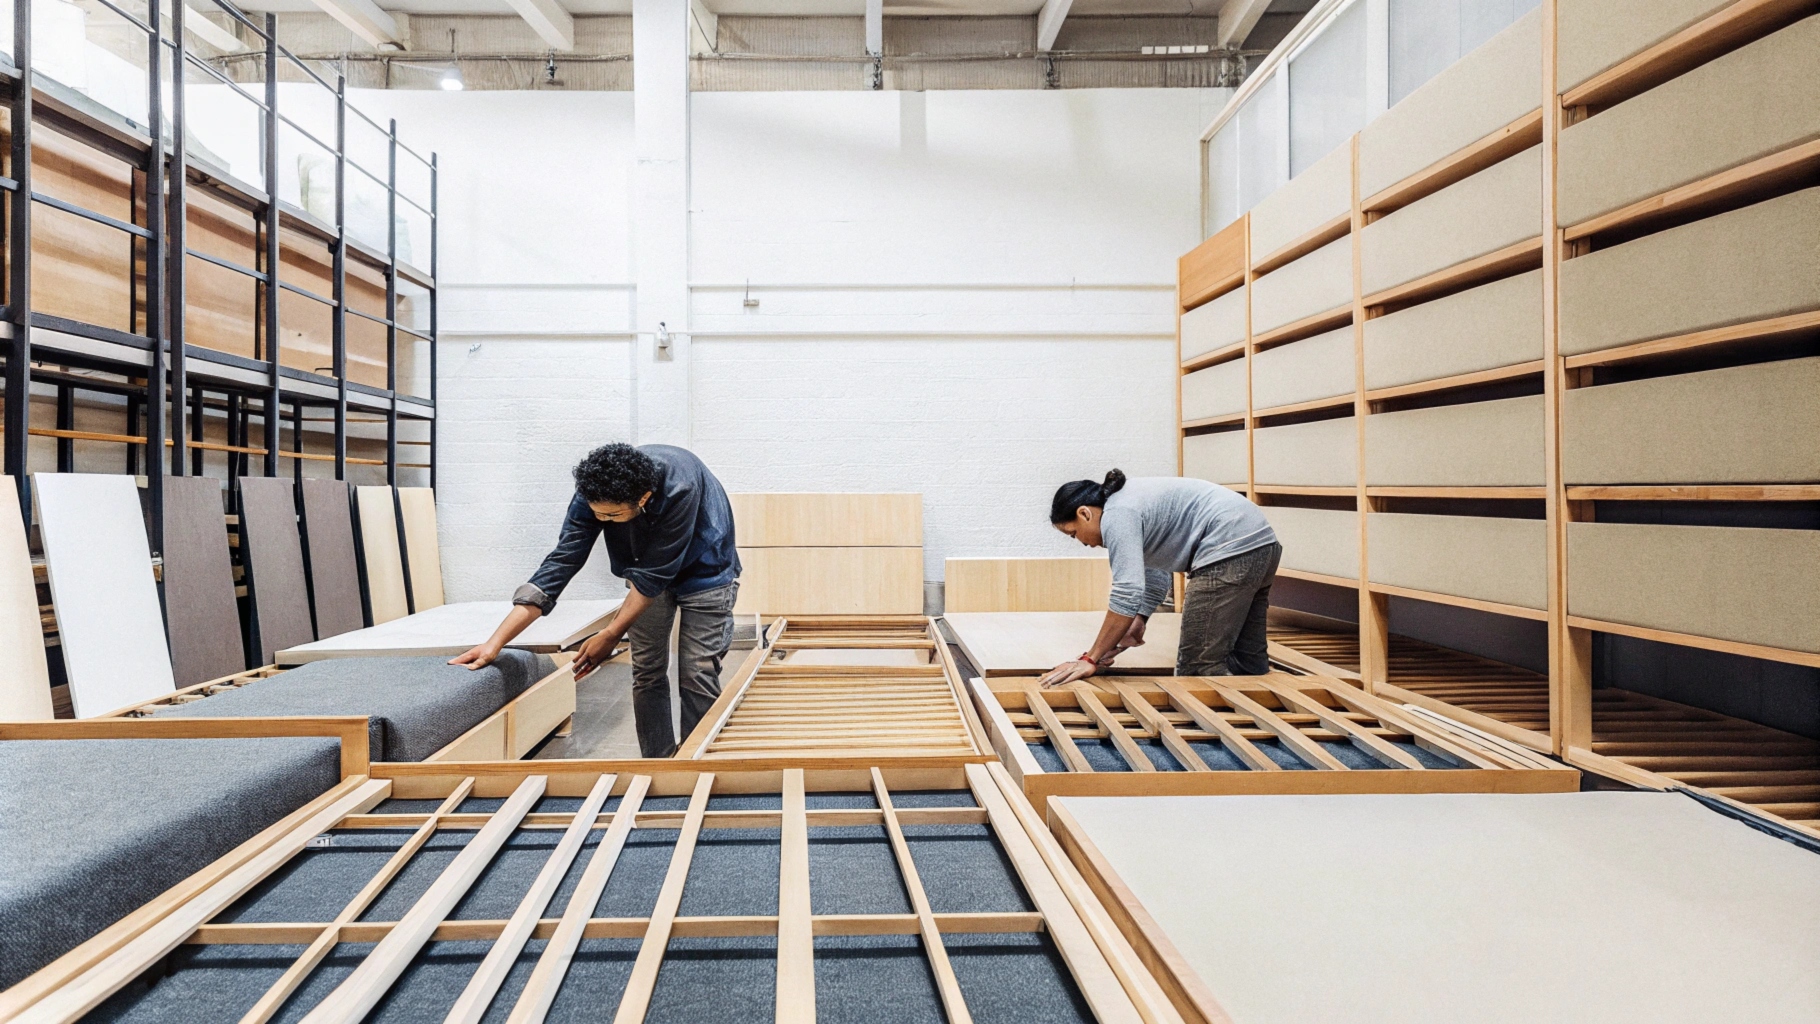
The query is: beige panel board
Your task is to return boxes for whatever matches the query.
[1181,430,1249,485]
[944,611,1181,675]
[1180,358,1249,421]
[0,477,53,720]
[1252,326,1356,410]
[1180,284,1248,361]
[1358,8,1542,197]
[944,556,1111,613]
[1362,146,1542,295]
[1251,234,1353,335]
[1056,791,1820,1024]
[1253,416,1358,487]
[1250,143,1352,260]
[1559,187,1820,356]
[356,485,410,625]
[1261,506,1359,580]
[732,546,924,615]
[1559,16,1820,226]
[397,487,445,611]
[1557,0,1738,94]
[1365,395,1545,486]
[1568,522,1820,654]
[729,493,922,547]
[276,599,623,664]
[1364,269,1543,390]
[1369,513,1547,609]
[1563,356,1820,484]
[34,473,175,717]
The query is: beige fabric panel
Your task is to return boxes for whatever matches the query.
[0,476,53,720]
[1563,356,1820,484]
[1369,513,1547,609]
[1252,326,1356,410]
[1358,8,1541,198]
[943,556,1110,613]
[1365,395,1545,486]
[1568,522,1820,653]
[729,493,922,546]
[1249,143,1352,259]
[1558,187,1820,356]
[731,546,924,615]
[1557,0,1735,93]
[1262,506,1359,580]
[396,487,445,611]
[1362,145,1541,296]
[1364,269,1543,391]
[1181,430,1249,485]
[1254,416,1357,487]
[1559,16,1820,226]
[1180,358,1249,421]
[356,485,411,625]
[1251,235,1352,335]
[1180,284,1247,362]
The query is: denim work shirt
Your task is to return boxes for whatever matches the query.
[512,445,741,614]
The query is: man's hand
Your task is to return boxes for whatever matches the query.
[450,644,501,670]
[571,630,623,680]
[1038,659,1098,689]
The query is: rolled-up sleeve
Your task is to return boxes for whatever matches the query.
[1139,569,1171,618]
[516,493,602,615]
[1102,509,1153,617]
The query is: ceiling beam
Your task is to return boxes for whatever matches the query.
[690,0,718,54]
[504,0,574,51]
[1217,0,1271,49]
[169,0,245,52]
[1036,0,1072,52]
[307,0,405,49]
[865,0,881,55]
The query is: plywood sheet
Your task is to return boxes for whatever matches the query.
[1180,284,1247,361]
[0,478,53,721]
[729,493,922,547]
[732,546,924,615]
[1180,358,1248,421]
[944,610,1181,676]
[239,477,317,666]
[1261,506,1358,580]
[34,474,174,717]
[1369,513,1546,609]
[160,476,245,688]
[1180,215,1249,310]
[1363,269,1542,391]
[1250,143,1351,260]
[1365,395,1544,486]
[944,556,1110,613]
[1254,416,1357,487]
[356,485,410,625]
[1558,0,1751,97]
[1252,325,1355,410]
[301,479,366,640]
[1362,145,1541,296]
[1251,234,1352,335]
[396,487,445,611]
[275,599,623,664]
[1058,791,1820,1024]
[1182,430,1249,485]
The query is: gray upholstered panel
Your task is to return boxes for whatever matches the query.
[1363,269,1543,391]
[1253,416,1357,487]
[1362,146,1541,296]
[1558,187,1820,356]
[1182,431,1249,485]
[1358,8,1541,198]
[1368,513,1547,609]
[1563,356,1820,484]
[1559,16,1820,226]
[1181,358,1249,422]
[1557,0,1734,93]
[1262,506,1359,580]
[1568,522,1820,653]
[1252,326,1356,410]
[1250,143,1352,260]
[1181,284,1248,362]
[1365,395,1544,486]
[1251,235,1352,335]
[0,737,340,988]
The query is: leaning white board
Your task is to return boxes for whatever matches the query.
[0,477,53,720]
[942,611,1181,675]
[1057,792,1820,1024]
[275,599,623,665]
[35,474,175,716]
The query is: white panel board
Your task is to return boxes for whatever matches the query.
[1,477,53,720]
[276,599,624,664]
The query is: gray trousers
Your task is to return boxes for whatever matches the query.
[626,580,739,758]
[1176,542,1281,676]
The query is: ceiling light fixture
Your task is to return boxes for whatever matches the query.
[439,66,464,91]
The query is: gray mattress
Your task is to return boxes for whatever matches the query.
[155,652,556,762]
[0,737,342,989]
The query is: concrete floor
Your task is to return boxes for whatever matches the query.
[531,647,752,760]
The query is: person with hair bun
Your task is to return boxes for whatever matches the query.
[1039,470,1280,687]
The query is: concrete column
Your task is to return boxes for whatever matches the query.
[631,0,692,445]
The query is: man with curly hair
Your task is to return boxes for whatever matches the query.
[453,443,741,757]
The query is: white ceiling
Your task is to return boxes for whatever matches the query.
[234,0,1222,17]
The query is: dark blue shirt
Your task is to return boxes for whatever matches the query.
[512,445,740,613]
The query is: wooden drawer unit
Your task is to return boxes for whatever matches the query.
[1365,395,1545,487]
[1254,416,1357,487]
[1252,326,1355,411]
[1369,513,1547,610]
[1363,269,1542,391]
[1251,235,1352,336]
[1182,429,1249,485]
[1181,284,1247,362]
[1362,146,1541,296]
[1181,358,1249,422]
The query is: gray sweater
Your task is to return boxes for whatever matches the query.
[1100,477,1277,617]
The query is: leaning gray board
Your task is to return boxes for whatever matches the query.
[161,476,246,688]
[239,477,317,665]
[275,599,623,665]
[300,479,366,641]
[33,473,175,717]
[1057,791,1820,1024]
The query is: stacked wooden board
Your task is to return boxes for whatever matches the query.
[731,493,924,616]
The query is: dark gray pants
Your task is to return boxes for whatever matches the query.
[626,580,739,758]
[1177,542,1281,676]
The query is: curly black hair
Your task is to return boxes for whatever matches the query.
[573,443,659,505]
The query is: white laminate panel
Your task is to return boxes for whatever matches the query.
[1362,146,1541,296]
[0,476,53,720]
[356,485,411,625]
[277,599,624,664]
[1181,284,1248,362]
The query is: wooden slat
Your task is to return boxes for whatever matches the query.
[1026,684,1094,773]
[612,773,715,1024]
[776,769,814,1024]
[1154,680,1280,772]
[1261,682,1425,770]
[1202,682,1349,771]
[1113,683,1212,772]
[1076,688,1156,771]
[873,768,973,1024]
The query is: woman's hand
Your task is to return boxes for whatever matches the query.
[571,629,624,680]
[449,644,501,670]
[1038,659,1098,689]
[1118,615,1148,651]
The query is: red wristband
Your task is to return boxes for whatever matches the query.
[1079,651,1099,666]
